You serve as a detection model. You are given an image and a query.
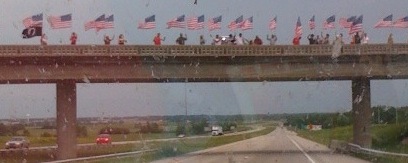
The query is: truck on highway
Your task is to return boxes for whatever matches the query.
[211,126,223,136]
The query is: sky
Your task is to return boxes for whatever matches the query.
[1,0,408,119]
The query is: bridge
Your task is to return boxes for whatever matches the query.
[1,44,408,160]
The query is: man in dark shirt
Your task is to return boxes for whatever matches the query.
[176,33,187,45]
[354,32,361,44]
[307,34,315,45]
[253,36,263,45]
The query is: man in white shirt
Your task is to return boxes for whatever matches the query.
[362,33,369,44]
[212,35,222,45]
[266,34,277,45]
[235,33,248,45]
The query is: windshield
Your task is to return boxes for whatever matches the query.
[0,0,407,163]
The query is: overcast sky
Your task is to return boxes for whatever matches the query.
[1,0,408,119]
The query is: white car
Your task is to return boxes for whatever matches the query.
[5,136,30,149]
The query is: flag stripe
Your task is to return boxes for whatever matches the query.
[23,13,43,28]
[138,15,156,29]
[208,16,222,31]
[269,16,277,30]
[187,15,204,30]
[167,15,186,28]
[49,14,72,29]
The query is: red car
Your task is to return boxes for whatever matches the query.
[96,134,112,145]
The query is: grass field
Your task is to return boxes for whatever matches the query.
[92,125,276,163]
[0,122,275,163]
[295,124,408,163]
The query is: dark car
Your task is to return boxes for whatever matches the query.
[5,136,30,149]
[96,134,112,145]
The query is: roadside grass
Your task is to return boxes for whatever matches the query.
[0,122,269,163]
[295,124,408,163]
[1,123,254,147]
[0,144,144,163]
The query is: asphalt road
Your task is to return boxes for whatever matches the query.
[152,127,370,163]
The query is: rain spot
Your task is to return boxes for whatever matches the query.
[353,95,362,104]
[38,68,46,74]
[82,75,91,83]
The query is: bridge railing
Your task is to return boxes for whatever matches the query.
[0,44,408,57]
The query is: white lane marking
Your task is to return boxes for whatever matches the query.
[287,135,316,163]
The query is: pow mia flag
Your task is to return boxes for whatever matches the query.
[22,26,42,39]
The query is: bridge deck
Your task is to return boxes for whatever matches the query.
[0,44,407,57]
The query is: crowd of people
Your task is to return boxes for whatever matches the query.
[39,31,396,46]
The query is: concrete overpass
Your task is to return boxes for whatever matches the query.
[1,44,408,159]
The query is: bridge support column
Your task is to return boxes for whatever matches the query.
[56,80,77,160]
[352,78,372,148]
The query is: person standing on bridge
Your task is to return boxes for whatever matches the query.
[211,34,222,45]
[266,34,277,45]
[176,33,187,45]
[118,34,127,45]
[307,34,315,45]
[322,33,330,44]
[199,35,206,45]
[362,33,369,44]
[353,32,361,44]
[387,33,394,45]
[153,33,165,45]
[235,33,248,45]
[70,32,77,45]
[292,36,301,45]
[253,36,263,45]
[40,34,47,45]
[104,35,114,45]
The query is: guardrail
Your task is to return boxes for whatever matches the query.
[347,143,408,158]
[42,149,157,163]
[0,44,407,57]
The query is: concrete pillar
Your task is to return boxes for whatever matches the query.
[352,78,372,148]
[56,80,77,159]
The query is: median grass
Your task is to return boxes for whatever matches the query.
[0,122,271,163]
[93,126,275,163]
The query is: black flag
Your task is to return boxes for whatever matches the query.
[22,26,42,39]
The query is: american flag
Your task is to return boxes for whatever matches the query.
[309,15,315,30]
[228,15,243,31]
[392,16,408,28]
[138,15,156,29]
[187,15,205,30]
[208,15,222,31]
[84,14,105,31]
[374,15,393,28]
[323,15,335,29]
[349,15,363,34]
[103,14,114,30]
[23,13,43,28]
[241,16,253,30]
[339,16,356,28]
[269,16,277,30]
[295,17,302,38]
[48,14,72,29]
[167,15,186,28]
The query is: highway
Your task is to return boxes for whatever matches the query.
[152,127,369,163]
[0,126,265,153]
